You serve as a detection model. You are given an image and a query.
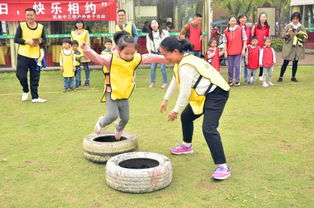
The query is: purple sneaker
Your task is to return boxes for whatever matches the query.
[170,143,193,155]
[211,166,231,180]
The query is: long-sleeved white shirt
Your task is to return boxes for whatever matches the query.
[59,49,76,66]
[146,30,169,53]
[259,47,276,66]
[164,64,216,113]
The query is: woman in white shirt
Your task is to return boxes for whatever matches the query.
[146,19,169,88]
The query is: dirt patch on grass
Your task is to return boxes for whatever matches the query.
[90,202,102,208]
[198,179,216,192]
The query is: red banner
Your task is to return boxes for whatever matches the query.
[0,0,116,21]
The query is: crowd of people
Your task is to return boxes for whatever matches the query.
[13,8,308,182]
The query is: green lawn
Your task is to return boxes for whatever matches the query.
[0,66,313,208]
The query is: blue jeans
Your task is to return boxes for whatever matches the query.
[82,62,90,83]
[188,50,202,57]
[150,63,167,83]
[64,77,74,89]
[75,66,81,87]
[242,56,248,80]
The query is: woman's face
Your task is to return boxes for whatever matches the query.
[151,20,159,32]
[159,47,181,64]
[76,22,83,29]
[292,17,300,24]
[260,14,267,24]
[239,16,247,25]
[229,17,237,27]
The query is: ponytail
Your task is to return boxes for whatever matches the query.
[160,37,194,53]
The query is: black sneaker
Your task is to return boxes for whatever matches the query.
[228,81,233,86]
[84,81,90,86]
[291,77,298,82]
[277,77,283,82]
[235,82,240,86]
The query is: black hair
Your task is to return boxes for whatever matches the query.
[257,13,270,29]
[160,37,194,53]
[63,39,72,45]
[263,36,272,42]
[251,36,258,41]
[113,31,130,45]
[104,38,113,44]
[117,9,126,14]
[74,19,85,29]
[25,8,36,14]
[195,13,202,18]
[237,14,248,25]
[208,38,218,46]
[227,15,238,30]
[114,32,136,50]
[291,12,302,22]
[71,40,79,46]
[148,19,163,41]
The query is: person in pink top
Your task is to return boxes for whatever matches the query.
[252,13,270,80]
[82,31,168,139]
[238,14,251,84]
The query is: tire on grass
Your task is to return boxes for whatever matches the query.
[106,152,172,193]
[83,132,138,163]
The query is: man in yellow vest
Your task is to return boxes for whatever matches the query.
[14,8,47,103]
[116,9,139,41]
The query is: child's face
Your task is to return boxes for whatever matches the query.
[63,43,71,49]
[239,16,247,25]
[264,39,271,47]
[209,40,217,48]
[229,17,237,27]
[72,44,79,51]
[119,45,136,61]
[105,42,112,50]
[251,39,258,46]
[292,17,300,24]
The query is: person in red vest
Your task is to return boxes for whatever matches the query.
[252,13,270,81]
[238,14,251,84]
[180,13,203,57]
[223,15,247,86]
[206,38,223,72]
[259,37,276,87]
[245,36,260,84]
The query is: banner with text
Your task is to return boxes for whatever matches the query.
[0,0,116,21]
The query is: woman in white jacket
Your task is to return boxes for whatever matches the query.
[146,19,169,88]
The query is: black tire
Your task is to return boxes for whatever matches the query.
[106,152,172,193]
[83,132,138,163]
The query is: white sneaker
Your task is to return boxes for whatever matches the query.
[161,83,167,89]
[94,116,107,134]
[149,82,155,88]
[22,92,28,101]
[259,76,263,81]
[32,98,47,103]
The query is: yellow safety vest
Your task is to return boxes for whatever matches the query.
[101,53,142,102]
[18,22,43,58]
[74,51,83,66]
[60,50,75,77]
[115,22,133,36]
[174,55,230,115]
[71,29,90,62]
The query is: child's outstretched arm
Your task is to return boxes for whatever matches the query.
[81,43,111,68]
[141,53,169,65]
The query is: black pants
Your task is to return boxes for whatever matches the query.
[16,55,40,99]
[181,87,229,164]
[279,60,299,78]
[259,66,263,77]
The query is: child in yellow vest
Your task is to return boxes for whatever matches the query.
[60,39,76,91]
[72,40,83,88]
[82,31,168,139]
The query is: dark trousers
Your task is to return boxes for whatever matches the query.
[259,66,263,77]
[181,87,229,164]
[280,60,299,78]
[16,55,40,99]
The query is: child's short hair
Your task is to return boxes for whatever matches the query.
[71,40,79,46]
[104,39,113,44]
[113,31,136,50]
[251,36,258,41]
[113,31,130,45]
[63,39,72,45]
[208,38,218,46]
[263,37,272,42]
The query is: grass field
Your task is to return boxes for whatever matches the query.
[0,66,313,208]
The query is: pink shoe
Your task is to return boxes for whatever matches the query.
[268,82,274,86]
[211,166,231,180]
[170,143,193,155]
[94,116,107,134]
[115,129,123,140]
[262,82,269,88]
